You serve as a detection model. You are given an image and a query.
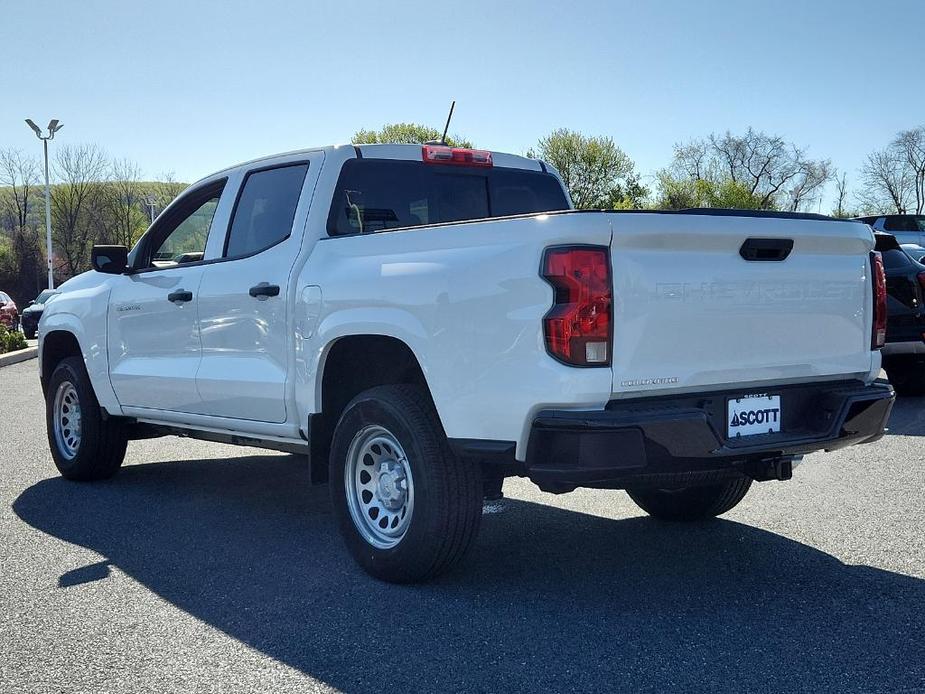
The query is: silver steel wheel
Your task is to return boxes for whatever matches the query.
[344,425,415,549]
[53,381,82,460]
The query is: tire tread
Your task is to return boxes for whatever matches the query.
[626,477,752,521]
[46,356,127,481]
[330,384,482,583]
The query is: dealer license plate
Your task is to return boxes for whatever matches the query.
[727,394,781,438]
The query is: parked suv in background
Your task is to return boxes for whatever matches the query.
[855,214,925,246]
[20,290,58,340]
[876,232,925,395]
[0,291,19,332]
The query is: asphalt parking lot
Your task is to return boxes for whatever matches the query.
[1,359,923,693]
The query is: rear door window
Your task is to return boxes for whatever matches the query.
[327,159,568,236]
[225,163,309,258]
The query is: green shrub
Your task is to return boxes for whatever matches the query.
[0,325,27,354]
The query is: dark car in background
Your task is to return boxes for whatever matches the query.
[0,291,19,332]
[20,289,58,339]
[876,232,925,395]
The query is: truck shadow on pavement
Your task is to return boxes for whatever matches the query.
[886,395,925,436]
[14,455,925,693]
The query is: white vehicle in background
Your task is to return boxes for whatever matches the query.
[900,243,925,264]
[39,143,894,582]
[855,214,925,246]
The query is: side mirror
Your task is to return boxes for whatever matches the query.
[27,300,35,307]
[91,245,129,274]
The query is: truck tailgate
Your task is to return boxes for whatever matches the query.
[607,213,876,397]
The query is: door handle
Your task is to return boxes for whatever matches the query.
[249,282,280,299]
[167,289,193,303]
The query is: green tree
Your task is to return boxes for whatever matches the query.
[529,129,646,209]
[102,159,148,248]
[51,143,108,276]
[662,128,832,211]
[352,122,472,148]
[655,172,765,210]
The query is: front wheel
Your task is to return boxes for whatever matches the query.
[23,325,36,340]
[626,477,752,521]
[329,384,482,583]
[45,357,128,480]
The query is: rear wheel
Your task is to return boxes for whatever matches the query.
[329,384,482,583]
[885,356,925,396]
[45,357,128,480]
[626,478,752,521]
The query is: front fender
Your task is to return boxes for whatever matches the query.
[40,282,121,416]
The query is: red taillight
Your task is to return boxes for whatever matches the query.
[917,271,925,294]
[421,145,492,167]
[541,246,612,366]
[871,251,887,349]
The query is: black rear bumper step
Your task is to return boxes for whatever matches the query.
[451,380,894,494]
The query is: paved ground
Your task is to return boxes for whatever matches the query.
[1,359,923,693]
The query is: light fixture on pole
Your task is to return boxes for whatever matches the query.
[25,118,63,289]
[143,193,157,225]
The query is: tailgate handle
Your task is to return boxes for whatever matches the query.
[739,237,794,262]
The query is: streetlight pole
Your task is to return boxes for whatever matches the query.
[25,118,63,290]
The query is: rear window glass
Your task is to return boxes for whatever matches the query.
[327,159,568,236]
[884,216,920,232]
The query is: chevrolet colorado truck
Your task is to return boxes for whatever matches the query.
[39,143,895,582]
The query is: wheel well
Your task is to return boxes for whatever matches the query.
[41,331,82,394]
[309,335,432,483]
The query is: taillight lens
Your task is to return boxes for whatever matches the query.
[421,145,492,167]
[541,246,612,366]
[871,251,887,349]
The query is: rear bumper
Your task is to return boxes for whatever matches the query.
[472,380,894,493]
[882,340,925,356]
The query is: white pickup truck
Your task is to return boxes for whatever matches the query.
[39,143,894,582]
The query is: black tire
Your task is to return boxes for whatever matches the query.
[885,357,925,396]
[626,477,752,521]
[23,326,36,340]
[329,384,482,583]
[45,356,128,481]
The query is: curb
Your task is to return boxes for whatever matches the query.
[0,346,38,368]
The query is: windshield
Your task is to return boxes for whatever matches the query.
[328,159,569,236]
[34,290,56,304]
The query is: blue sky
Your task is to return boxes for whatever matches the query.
[2,0,922,209]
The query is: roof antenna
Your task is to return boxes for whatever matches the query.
[439,100,456,145]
